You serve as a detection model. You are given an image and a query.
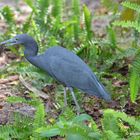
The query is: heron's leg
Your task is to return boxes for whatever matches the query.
[64,87,67,107]
[68,87,80,114]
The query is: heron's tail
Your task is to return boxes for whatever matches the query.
[83,78,111,102]
[97,82,111,102]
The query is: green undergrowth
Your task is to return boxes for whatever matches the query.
[0,0,140,139]
[0,0,134,102]
[113,0,140,102]
[0,95,139,140]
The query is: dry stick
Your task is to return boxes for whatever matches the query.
[0,75,19,84]
[19,75,49,99]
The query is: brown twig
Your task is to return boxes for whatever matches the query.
[19,75,49,99]
[0,75,19,84]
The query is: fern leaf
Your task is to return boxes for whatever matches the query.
[39,113,100,140]
[72,0,80,41]
[0,125,18,139]
[7,96,28,103]
[33,102,46,140]
[107,26,116,50]
[72,0,80,17]
[103,130,121,140]
[130,69,139,103]
[52,0,63,21]
[33,102,46,139]
[34,103,45,128]
[37,0,50,15]
[130,54,140,102]
[83,4,92,41]
[103,109,140,131]
[113,21,140,32]
[122,1,140,13]
[24,0,36,13]
[1,6,15,24]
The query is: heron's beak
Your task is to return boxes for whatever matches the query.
[0,38,19,47]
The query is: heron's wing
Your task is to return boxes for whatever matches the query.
[49,56,95,89]
[49,55,111,101]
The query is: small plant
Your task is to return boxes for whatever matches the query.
[113,0,140,102]
[37,109,140,139]
[0,95,46,139]
[0,96,140,139]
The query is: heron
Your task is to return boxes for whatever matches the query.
[0,34,111,112]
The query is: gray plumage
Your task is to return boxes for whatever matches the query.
[31,46,110,101]
[0,34,111,111]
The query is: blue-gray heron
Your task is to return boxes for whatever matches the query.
[0,34,111,112]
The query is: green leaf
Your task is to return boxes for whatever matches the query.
[24,0,36,13]
[103,109,140,131]
[101,0,119,13]
[7,96,27,103]
[122,1,140,13]
[113,21,140,32]
[83,4,93,41]
[1,6,15,24]
[40,128,61,137]
[107,26,116,50]
[72,0,80,41]
[66,133,87,140]
[102,110,120,134]
[37,0,50,17]
[72,114,92,123]
[52,0,63,19]
[130,69,140,103]
[33,103,46,128]
[103,130,121,140]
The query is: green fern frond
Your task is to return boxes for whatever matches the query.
[74,45,87,55]
[7,96,28,103]
[113,1,140,33]
[103,109,140,131]
[83,4,93,41]
[72,0,80,41]
[72,0,80,17]
[32,102,46,139]
[122,1,140,13]
[132,54,140,73]
[130,69,140,103]
[106,47,136,66]
[1,6,15,24]
[37,0,50,15]
[0,125,18,139]
[39,113,101,140]
[102,109,140,139]
[24,0,36,13]
[130,53,140,102]
[33,103,46,128]
[12,113,33,139]
[103,130,121,140]
[52,0,63,20]
[107,26,116,50]
[113,21,140,32]
[0,113,33,139]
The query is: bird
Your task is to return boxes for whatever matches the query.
[0,34,111,112]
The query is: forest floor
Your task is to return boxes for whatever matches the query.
[0,0,140,126]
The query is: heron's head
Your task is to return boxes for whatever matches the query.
[0,34,35,47]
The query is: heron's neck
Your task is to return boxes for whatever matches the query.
[24,42,38,60]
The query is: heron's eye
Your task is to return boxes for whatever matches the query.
[15,38,18,41]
